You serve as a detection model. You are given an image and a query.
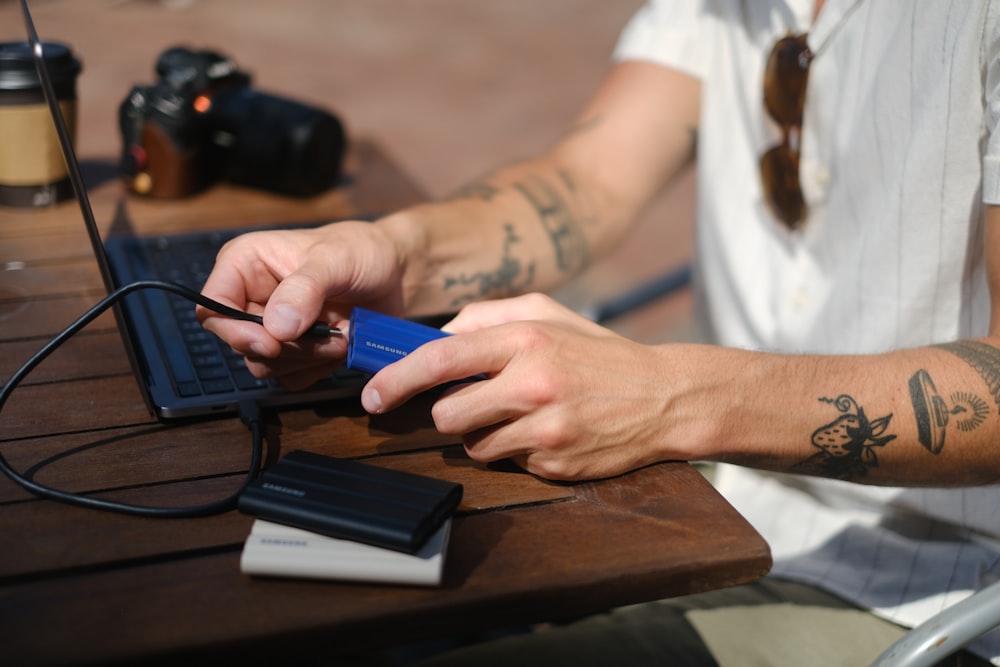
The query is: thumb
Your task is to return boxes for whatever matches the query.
[262,270,328,341]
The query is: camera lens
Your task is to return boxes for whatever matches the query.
[209,88,347,197]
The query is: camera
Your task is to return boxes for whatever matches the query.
[119,46,346,198]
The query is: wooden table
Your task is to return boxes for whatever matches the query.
[0,140,771,666]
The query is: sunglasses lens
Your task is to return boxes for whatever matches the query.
[763,35,811,125]
[760,144,806,228]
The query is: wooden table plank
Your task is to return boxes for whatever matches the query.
[0,331,129,382]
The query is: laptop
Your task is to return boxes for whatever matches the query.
[19,0,368,419]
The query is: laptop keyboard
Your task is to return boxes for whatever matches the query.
[132,231,361,398]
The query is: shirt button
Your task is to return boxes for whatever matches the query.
[791,288,809,311]
[813,166,831,188]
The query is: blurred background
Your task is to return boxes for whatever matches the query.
[0,0,695,342]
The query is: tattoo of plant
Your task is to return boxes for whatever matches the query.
[937,340,1000,413]
[514,172,589,276]
[443,223,535,307]
[908,369,988,454]
[791,394,897,481]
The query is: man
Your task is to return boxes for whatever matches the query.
[200,0,1000,663]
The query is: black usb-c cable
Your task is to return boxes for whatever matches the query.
[0,280,284,518]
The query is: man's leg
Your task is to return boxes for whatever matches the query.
[415,577,989,667]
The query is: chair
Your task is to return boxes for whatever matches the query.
[870,579,1000,666]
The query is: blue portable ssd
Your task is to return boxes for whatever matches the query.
[346,307,450,375]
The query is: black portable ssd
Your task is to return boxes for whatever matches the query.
[237,450,463,553]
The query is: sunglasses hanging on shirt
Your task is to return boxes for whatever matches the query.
[759,32,813,230]
[758,2,865,230]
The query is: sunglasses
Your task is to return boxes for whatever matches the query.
[760,33,813,229]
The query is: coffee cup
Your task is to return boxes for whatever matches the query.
[0,41,82,208]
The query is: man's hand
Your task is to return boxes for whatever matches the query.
[361,293,681,481]
[197,220,405,390]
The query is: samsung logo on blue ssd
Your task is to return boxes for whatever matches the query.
[363,340,408,358]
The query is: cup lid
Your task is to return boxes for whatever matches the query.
[0,41,81,90]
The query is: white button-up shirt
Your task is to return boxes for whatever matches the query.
[615,0,1000,660]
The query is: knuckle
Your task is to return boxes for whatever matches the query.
[419,340,457,378]
[429,400,462,435]
[533,413,575,451]
[518,369,563,408]
[509,321,554,352]
[531,457,576,481]
[520,292,553,311]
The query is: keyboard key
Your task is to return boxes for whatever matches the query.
[201,378,235,394]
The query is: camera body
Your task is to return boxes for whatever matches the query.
[119,47,346,198]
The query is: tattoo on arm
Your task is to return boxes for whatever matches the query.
[514,172,590,276]
[790,343,997,481]
[442,223,535,308]
[791,394,897,481]
[907,369,988,454]
[936,340,1000,412]
[443,165,591,303]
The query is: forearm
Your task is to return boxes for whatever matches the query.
[372,62,700,318]
[374,152,634,317]
[670,338,1000,487]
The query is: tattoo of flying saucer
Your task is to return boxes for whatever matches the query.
[907,369,989,454]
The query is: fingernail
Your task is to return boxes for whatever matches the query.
[362,387,382,414]
[268,304,302,339]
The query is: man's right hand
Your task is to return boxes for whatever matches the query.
[197,219,406,390]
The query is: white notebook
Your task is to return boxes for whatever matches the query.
[240,518,451,586]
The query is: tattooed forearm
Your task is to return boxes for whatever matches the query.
[442,165,592,301]
[514,172,590,276]
[936,340,1000,412]
[786,346,999,483]
[908,369,988,454]
[442,224,536,307]
[791,394,897,481]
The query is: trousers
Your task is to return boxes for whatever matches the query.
[413,577,992,667]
